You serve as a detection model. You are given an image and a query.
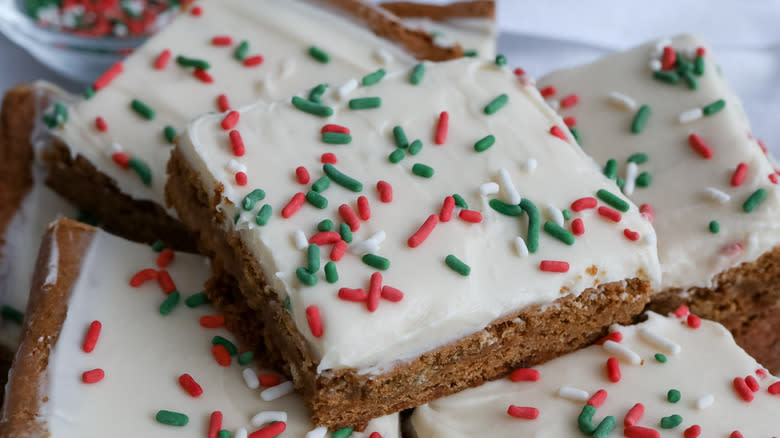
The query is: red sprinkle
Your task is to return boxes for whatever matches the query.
[435,111,449,145]
[112,152,130,169]
[258,374,280,387]
[357,196,371,220]
[380,286,404,302]
[549,126,567,141]
[661,46,677,70]
[235,172,248,186]
[606,357,621,382]
[306,306,323,338]
[731,162,748,186]
[339,288,367,302]
[95,116,108,132]
[770,173,779,184]
[509,368,540,382]
[200,315,225,329]
[217,94,231,112]
[539,85,556,98]
[193,68,214,84]
[178,373,203,397]
[439,196,455,222]
[756,368,768,379]
[82,368,105,384]
[687,314,701,329]
[624,403,644,427]
[684,425,702,438]
[211,345,231,366]
[157,248,175,268]
[369,433,382,438]
[377,180,393,203]
[597,206,622,222]
[212,36,232,46]
[408,214,439,248]
[571,197,597,212]
[321,152,337,164]
[571,218,585,236]
[639,204,654,222]
[688,133,713,159]
[154,49,171,70]
[244,55,264,67]
[673,305,690,318]
[82,320,102,353]
[249,422,286,438]
[281,193,305,218]
[367,272,382,312]
[295,166,310,184]
[768,381,780,395]
[157,270,176,294]
[623,228,640,241]
[221,110,240,130]
[596,332,623,346]
[190,5,203,16]
[507,405,539,420]
[563,116,577,127]
[459,209,482,223]
[745,375,760,392]
[560,93,579,108]
[130,268,158,287]
[540,260,569,273]
[730,432,744,438]
[758,139,768,154]
[624,426,660,438]
[310,231,341,246]
[338,204,361,231]
[330,240,347,261]
[733,377,754,402]
[587,389,607,407]
[93,61,123,91]
[321,124,350,134]
[229,130,245,156]
[514,67,526,76]
[208,411,223,438]
[696,47,707,57]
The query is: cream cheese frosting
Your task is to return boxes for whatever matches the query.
[539,34,780,290]
[48,0,418,210]
[36,226,398,437]
[410,310,780,437]
[177,58,661,373]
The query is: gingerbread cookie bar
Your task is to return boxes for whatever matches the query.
[0,218,399,438]
[538,35,780,372]
[166,57,661,428]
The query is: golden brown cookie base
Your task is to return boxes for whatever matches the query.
[380,1,495,20]
[729,303,780,374]
[166,147,653,429]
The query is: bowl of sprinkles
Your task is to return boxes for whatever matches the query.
[0,0,185,82]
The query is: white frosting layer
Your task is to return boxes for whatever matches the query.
[49,0,418,209]
[402,17,496,58]
[539,35,780,290]
[178,58,661,373]
[411,311,780,437]
[41,229,398,437]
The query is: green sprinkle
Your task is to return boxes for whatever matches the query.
[408,139,423,155]
[332,427,354,438]
[234,40,249,61]
[129,158,152,186]
[743,188,767,213]
[412,163,434,178]
[323,164,363,192]
[693,56,705,75]
[307,244,321,273]
[1,305,23,325]
[176,55,210,70]
[653,70,680,84]
[322,132,352,144]
[444,254,470,276]
[616,178,625,189]
[362,69,386,86]
[308,46,330,63]
[291,96,333,117]
[83,86,95,99]
[284,296,291,313]
[306,191,328,209]
[484,93,509,115]
[54,102,68,124]
[489,199,523,216]
[308,83,328,104]
[393,126,409,148]
[388,148,405,164]
[242,189,266,211]
[156,410,189,426]
[42,113,57,128]
[519,199,540,253]
[562,209,571,221]
[681,71,698,90]
[636,172,652,187]
[667,389,681,403]
[577,404,597,435]
[452,194,468,209]
[495,54,507,66]
[631,104,651,134]
[603,159,618,179]
[660,414,683,429]
[709,220,720,233]
[296,267,317,286]
[409,63,425,85]
[318,219,334,232]
[362,254,390,271]
[76,210,99,226]
[597,189,629,212]
[163,125,177,144]
[130,99,155,120]
[592,416,617,438]
[152,240,166,252]
[570,127,581,144]
[543,221,575,245]
[312,176,330,193]
[185,292,210,308]
[159,291,180,316]
[463,49,478,57]
[324,261,339,283]
[218,430,231,438]
[703,99,726,116]
[349,97,382,110]
[256,204,272,226]
[238,351,254,366]
[212,336,238,355]
[655,353,667,363]
[628,153,648,164]
[339,222,352,243]
[675,52,692,72]
[474,135,495,152]
[234,213,240,224]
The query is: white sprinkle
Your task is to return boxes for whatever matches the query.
[235,428,248,438]
[279,58,296,79]
[525,158,538,173]
[623,162,638,196]
[644,233,657,245]
[479,182,500,196]
[514,237,529,257]
[367,231,386,245]
[337,78,359,99]
[260,380,294,401]
[227,159,247,174]
[546,99,560,111]
[498,168,522,204]
[250,411,287,427]
[603,340,641,365]
[679,107,704,124]
[518,74,536,87]
[747,232,759,250]
[373,48,393,66]
[110,141,123,154]
[558,386,590,401]
[306,426,329,438]
[695,394,714,410]
[350,240,380,255]
[704,187,730,204]
[649,59,662,71]
[638,326,681,355]
[546,204,564,227]
[242,368,259,389]
[294,230,308,250]
[684,47,697,59]
[607,91,637,111]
